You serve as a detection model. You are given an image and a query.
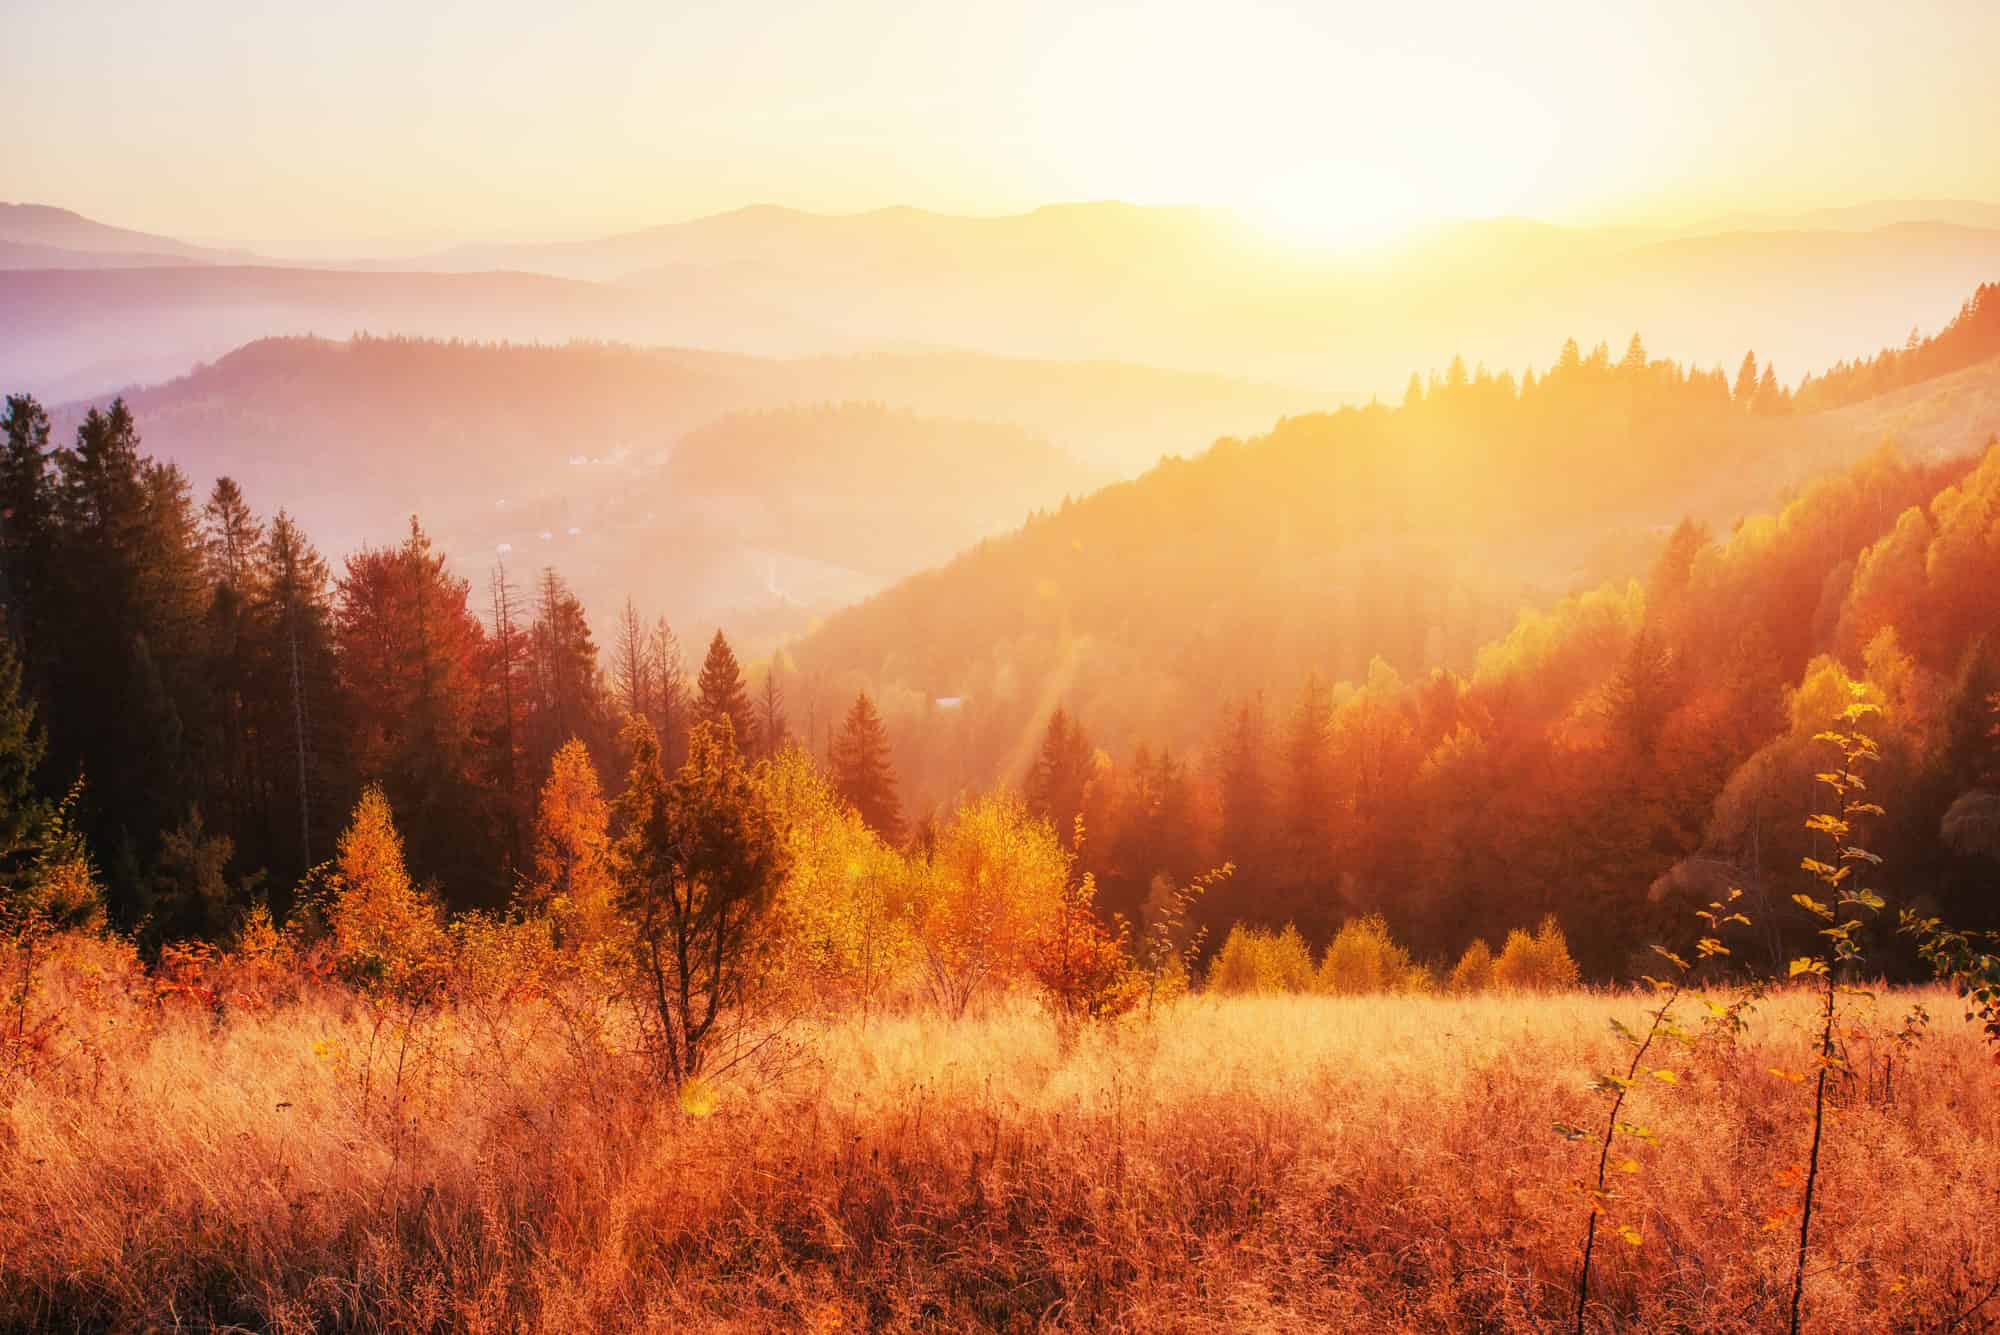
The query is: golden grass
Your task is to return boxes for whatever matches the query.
[3,968,1997,1332]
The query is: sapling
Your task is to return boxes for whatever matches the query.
[1557,889,1747,1334]
[1782,686,1887,1335]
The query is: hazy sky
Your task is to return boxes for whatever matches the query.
[7,0,1997,250]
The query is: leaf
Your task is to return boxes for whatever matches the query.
[1619,1226,1643,1246]
[1788,957,1826,978]
[1617,1157,1640,1174]
[1650,1069,1678,1084]
[1792,894,1834,920]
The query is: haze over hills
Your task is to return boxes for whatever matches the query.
[11,199,2000,403]
[42,334,1308,649]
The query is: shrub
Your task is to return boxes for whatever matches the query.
[327,786,445,995]
[1493,915,1580,991]
[1448,938,1495,993]
[1317,914,1427,995]
[1206,923,1316,994]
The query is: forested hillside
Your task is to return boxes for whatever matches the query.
[785,324,2000,804]
[4,290,1997,983]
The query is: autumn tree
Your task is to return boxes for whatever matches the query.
[336,517,499,907]
[909,793,1067,1017]
[831,691,902,842]
[612,715,786,1087]
[757,744,911,1010]
[327,785,444,992]
[525,738,616,946]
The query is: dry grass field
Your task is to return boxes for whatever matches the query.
[3,941,1997,1333]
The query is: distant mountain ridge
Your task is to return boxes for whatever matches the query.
[0,202,257,265]
[10,196,2000,418]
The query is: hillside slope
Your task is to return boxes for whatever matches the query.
[783,340,2000,808]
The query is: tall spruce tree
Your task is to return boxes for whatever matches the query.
[831,691,902,842]
[695,630,755,751]
[1025,706,1093,846]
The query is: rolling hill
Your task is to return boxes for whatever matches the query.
[40,335,1320,648]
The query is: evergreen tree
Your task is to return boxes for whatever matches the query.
[0,395,55,659]
[649,617,689,769]
[523,567,603,779]
[695,630,755,749]
[1025,706,1093,845]
[335,517,499,907]
[1217,694,1272,888]
[757,665,789,758]
[0,631,45,881]
[1284,673,1335,855]
[1619,333,1648,375]
[831,691,902,842]
[1733,350,1760,406]
[613,597,652,723]
[612,715,786,1086]
[250,510,341,893]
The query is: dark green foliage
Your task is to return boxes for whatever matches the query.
[695,630,755,750]
[832,692,902,843]
[613,715,787,1086]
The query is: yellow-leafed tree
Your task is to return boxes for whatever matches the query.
[526,738,618,946]
[329,785,443,993]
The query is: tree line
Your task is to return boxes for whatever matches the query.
[0,393,904,947]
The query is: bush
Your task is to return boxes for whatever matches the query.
[1447,938,1495,993]
[1318,914,1427,995]
[1492,915,1580,991]
[1206,923,1316,994]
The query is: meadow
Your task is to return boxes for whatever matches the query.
[4,936,1996,1334]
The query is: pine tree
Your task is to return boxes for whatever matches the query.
[1025,706,1093,844]
[1217,694,1271,885]
[523,567,602,778]
[1619,333,1647,375]
[335,516,498,907]
[757,665,788,758]
[613,597,652,723]
[831,691,902,842]
[202,477,265,847]
[649,617,689,769]
[0,395,55,657]
[251,510,339,890]
[695,630,755,750]
[1284,673,1335,854]
[0,631,45,880]
[1733,350,1760,406]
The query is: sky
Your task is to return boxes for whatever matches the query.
[6,0,1999,252]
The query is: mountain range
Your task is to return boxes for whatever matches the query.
[11,199,2000,403]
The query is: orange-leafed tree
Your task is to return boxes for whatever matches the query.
[1027,849,1141,1020]
[328,785,444,995]
[525,738,617,946]
[336,517,499,906]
